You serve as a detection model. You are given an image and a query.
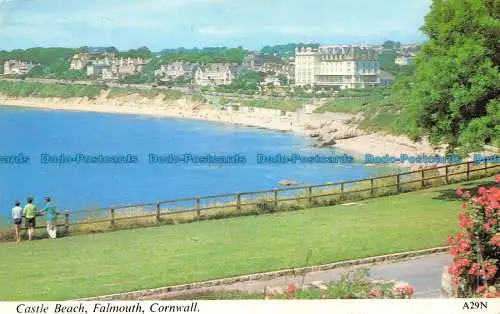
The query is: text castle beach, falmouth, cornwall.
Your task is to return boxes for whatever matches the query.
[15,302,200,313]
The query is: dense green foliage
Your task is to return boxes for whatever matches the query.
[261,43,320,58]
[119,47,152,59]
[118,74,152,84]
[0,80,103,98]
[215,70,263,93]
[378,49,398,70]
[403,0,500,152]
[0,81,184,100]
[382,40,402,50]
[106,87,183,100]
[165,47,246,64]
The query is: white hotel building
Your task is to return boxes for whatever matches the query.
[294,45,380,89]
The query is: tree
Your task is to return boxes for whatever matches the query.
[164,47,246,64]
[278,75,289,86]
[120,47,152,59]
[406,0,500,152]
[260,43,320,58]
[378,49,398,70]
[382,40,397,49]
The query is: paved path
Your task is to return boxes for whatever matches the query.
[221,253,451,299]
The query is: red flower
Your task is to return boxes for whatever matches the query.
[476,285,487,293]
[468,263,479,276]
[495,175,500,183]
[483,263,498,280]
[484,291,500,298]
[405,286,415,297]
[369,288,382,298]
[491,234,500,247]
[287,284,297,294]
[483,223,491,232]
[478,187,486,195]
[459,213,468,228]
[461,203,467,209]
[456,188,464,196]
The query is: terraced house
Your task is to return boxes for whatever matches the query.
[294,45,380,89]
[194,63,235,86]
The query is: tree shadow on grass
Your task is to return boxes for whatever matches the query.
[432,180,497,201]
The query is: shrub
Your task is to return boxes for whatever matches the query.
[447,175,500,298]
[255,198,277,213]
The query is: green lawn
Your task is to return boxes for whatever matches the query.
[1,177,494,301]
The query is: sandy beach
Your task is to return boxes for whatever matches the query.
[0,91,440,159]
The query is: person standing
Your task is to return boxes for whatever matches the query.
[23,197,37,241]
[43,196,57,239]
[11,200,23,243]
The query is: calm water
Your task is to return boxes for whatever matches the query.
[0,105,389,222]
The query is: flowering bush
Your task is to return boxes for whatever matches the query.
[393,282,415,299]
[263,269,414,299]
[447,175,500,297]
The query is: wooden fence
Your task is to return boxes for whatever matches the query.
[18,160,500,234]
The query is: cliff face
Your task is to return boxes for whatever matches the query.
[0,90,207,114]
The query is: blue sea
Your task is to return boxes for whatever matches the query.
[0,105,391,223]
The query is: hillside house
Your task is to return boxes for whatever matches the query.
[70,53,89,70]
[3,60,35,75]
[261,76,281,86]
[242,52,265,70]
[194,63,235,86]
[395,55,415,66]
[86,59,112,78]
[116,57,146,76]
[156,61,196,81]
[260,62,294,84]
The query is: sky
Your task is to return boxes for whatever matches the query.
[0,0,432,51]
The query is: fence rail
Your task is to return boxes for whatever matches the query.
[10,160,500,236]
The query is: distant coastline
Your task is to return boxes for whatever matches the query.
[0,91,440,160]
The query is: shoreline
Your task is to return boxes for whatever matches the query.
[0,92,440,160]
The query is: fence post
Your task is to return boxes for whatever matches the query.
[307,186,312,207]
[273,189,278,209]
[466,162,470,180]
[370,179,374,197]
[421,169,425,188]
[236,193,241,213]
[64,211,70,235]
[340,183,344,201]
[445,164,449,184]
[110,208,115,227]
[156,203,161,223]
[396,174,401,193]
[196,197,201,220]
